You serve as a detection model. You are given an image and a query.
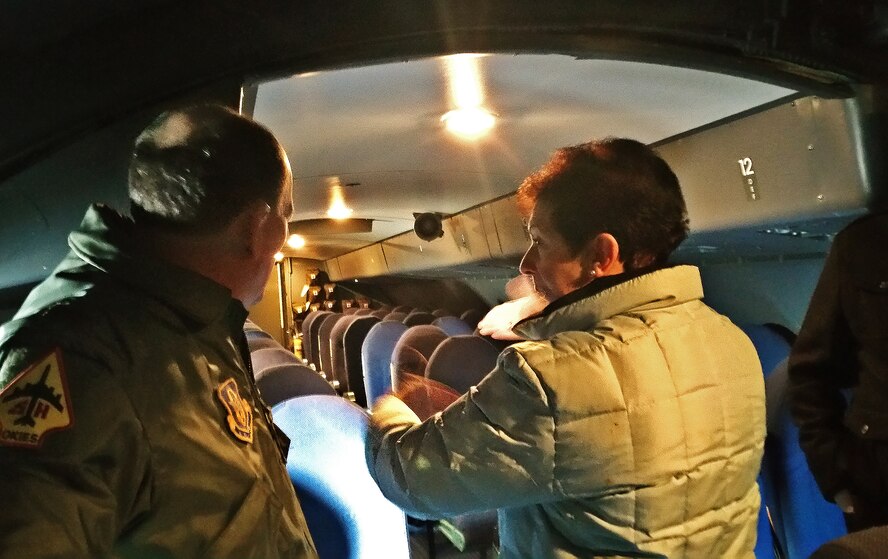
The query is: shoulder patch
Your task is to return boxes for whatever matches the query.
[216,378,253,444]
[0,349,73,448]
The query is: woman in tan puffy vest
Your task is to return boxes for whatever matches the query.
[366,138,765,558]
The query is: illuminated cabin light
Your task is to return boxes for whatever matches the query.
[273,251,285,262]
[326,181,354,220]
[446,54,484,108]
[442,54,496,140]
[441,107,496,139]
[326,203,354,220]
[287,234,306,249]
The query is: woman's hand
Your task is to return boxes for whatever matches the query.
[477,293,548,340]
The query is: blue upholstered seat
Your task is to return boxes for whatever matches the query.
[247,335,280,352]
[317,313,344,379]
[432,316,474,337]
[255,363,336,406]
[343,316,381,408]
[274,395,410,558]
[390,325,448,391]
[740,324,846,559]
[329,315,360,393]
[361,321,408,406]
[302,310,332,370]
[250,346,299,375]
[426,335,500,394]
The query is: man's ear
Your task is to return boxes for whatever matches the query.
[230,200,272,258]
[582,233,624,278]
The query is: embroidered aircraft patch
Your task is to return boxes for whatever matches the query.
[0,350,73,448]
[217,378,253,444]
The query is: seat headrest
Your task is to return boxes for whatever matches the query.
[250,347,298,375]
[427,335,500,394]
[432,316,474,336]
[255,363,335,406]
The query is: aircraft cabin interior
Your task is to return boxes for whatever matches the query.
[1,2,886,558]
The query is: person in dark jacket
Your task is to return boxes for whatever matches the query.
[789,210,888,532]
[0,105,318,558]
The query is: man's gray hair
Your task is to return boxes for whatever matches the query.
[128,105,288,233]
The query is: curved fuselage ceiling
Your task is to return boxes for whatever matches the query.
[0,1,884,292]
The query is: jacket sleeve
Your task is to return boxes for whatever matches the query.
[0,344,152,558]
[787,237,854,500]
[365,347,558,519]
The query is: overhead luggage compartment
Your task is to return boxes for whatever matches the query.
[656,96,877,232]
[324,94,882,279]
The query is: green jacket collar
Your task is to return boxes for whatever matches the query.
[513,265,704,341]
[68,204,247,328]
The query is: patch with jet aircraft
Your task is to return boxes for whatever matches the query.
[0,350,73,447]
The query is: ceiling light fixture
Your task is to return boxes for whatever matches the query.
[287,234,306,249]
[442,53,496,140]
[326,179,354,220]
[273,251,285,261]
[441,107,496,139]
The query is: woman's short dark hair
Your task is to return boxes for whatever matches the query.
[516,138,689,269]
[128,105,288,233]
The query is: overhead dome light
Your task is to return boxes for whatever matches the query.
[441,54,495,140]
[326,180,354,220]
[326,204,354,220]
[287,234,306,249]
[441,107,496,139]
[273,251,285,261]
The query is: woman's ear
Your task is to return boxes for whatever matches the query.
[583,233,624,278]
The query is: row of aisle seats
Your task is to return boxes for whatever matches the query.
[296,308,502,556]
[244,321,337,407]
[244,320,410,558]
[300,307,484,407]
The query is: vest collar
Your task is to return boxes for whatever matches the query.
[513,265,704,340]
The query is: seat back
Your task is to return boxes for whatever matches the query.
[390,325,448,391]
[740,324,847,559]
[247,335,280,352]
[317,313,344,378]
[343,316,381,408]
[255,363,336,406]
[361,321,408,406]
[274,395,410,559]
[459,308,484,330]
[383,311,407,323]
[426,335,500,394]
[250,347,299,374]
[244,319,264,333]
[403,311,436,327]
[303,310,332,370]
[432,316,474,337]
[329,315,359,392]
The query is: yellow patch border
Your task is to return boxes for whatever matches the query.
[0,349,74,448]
[216,378,253,444]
